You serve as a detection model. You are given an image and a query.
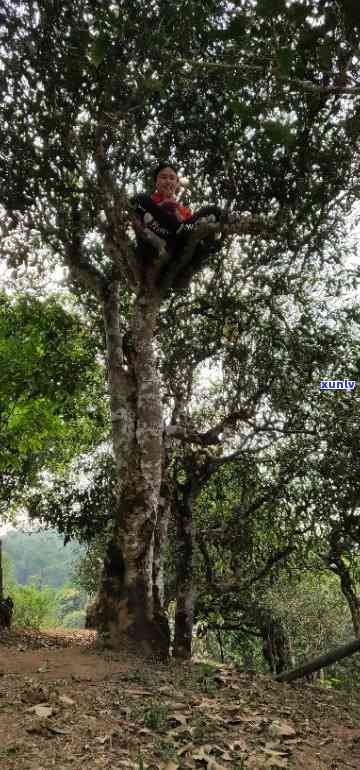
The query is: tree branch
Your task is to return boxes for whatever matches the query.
[205,622,262,638]
[158,216,275,295]
[165,408,253,446]
[209,439,277,469]
[172,54,360,96]
[64,205,109,297]
[94,120,141,290]
[236,546,295,592]
[197,531,214,585]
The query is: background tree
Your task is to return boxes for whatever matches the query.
[0,292,106,519]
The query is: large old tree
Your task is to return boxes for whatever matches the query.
[1,0,360,657]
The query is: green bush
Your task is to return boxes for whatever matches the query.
[265,571,351,662]
[2,551,17,593]
[61,609,86,629]
[55,586,87,621]
[11,584,58,629]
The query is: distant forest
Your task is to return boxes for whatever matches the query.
[3,529,83,588]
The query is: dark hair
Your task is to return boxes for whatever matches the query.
[153,162,179,180]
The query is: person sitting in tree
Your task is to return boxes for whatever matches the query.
[131,162,226,266]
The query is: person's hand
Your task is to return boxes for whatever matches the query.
[160,199,176,209]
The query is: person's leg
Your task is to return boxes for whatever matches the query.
[131,195,181,267]
[177,206,243,235]
[191,205,224,223]
[172,206,225,289]
[175,205,224,257]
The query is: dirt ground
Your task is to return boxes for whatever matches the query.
[0,627,359,770]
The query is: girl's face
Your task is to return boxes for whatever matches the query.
[155,167,179,198]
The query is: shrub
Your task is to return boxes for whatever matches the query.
[61,609,86,629]
[55,586,87,622]
[11,584,58,629]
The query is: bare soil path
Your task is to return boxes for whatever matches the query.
[1,627,360,770]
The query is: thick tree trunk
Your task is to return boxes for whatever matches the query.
[327,540,360,638]
[261,616,292,675]
[275,638,360,684]
[173,484,195,659]
[0,540,3,602]
[333,559,360,638]
[93,284,170,658]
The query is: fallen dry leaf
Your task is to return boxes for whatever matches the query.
[26,703,54,718]
[269,720,297,739]
[178,742,194,756]
[259,744,289,768]
[217,750,233,761]
[122,687,153,696]
[224,710,264,728]
[247,751,288,769]
[21,684,50,705]
[192,747,209,761]
[58,694,75,706]
[46,725,72,736]
[264,758,288,769]
[26,720,55,737]
[190,746,229,769]
[168,711,188,727]
[229,738,248,752]
[207,761,228,770]
[95,734,110,744]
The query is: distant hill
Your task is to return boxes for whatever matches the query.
[2,528,84,588]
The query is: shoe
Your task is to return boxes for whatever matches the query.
[176,221,195,235]
[176,216,216,236]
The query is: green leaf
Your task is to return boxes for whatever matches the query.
[263,120,296,146]
[227,14,247,39]
[142,78,164,93]
[277,47,292,77]
[88,34,110,68]
[257,0,286,17]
